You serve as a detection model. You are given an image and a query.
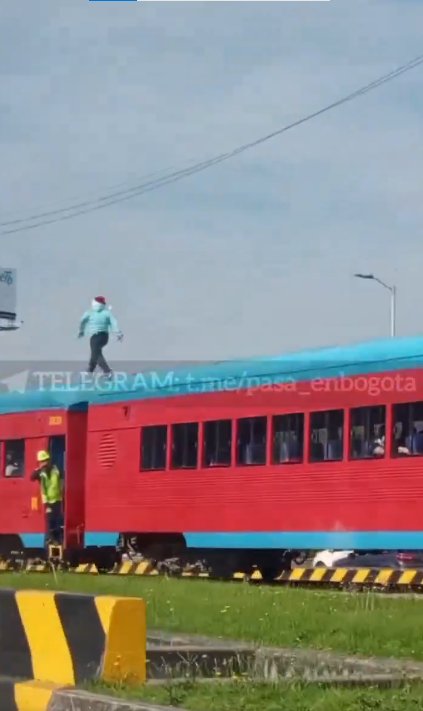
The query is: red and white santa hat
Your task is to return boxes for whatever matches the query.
[92,295,110,308]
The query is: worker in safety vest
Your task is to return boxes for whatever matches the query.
[30,450,63,545]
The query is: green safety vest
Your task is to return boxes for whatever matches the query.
[39,466,62,505]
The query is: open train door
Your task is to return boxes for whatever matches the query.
[61,404,88,559]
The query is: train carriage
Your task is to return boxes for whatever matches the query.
[83,336,423,575]
[1,335,423,574]
[0,392,87,560]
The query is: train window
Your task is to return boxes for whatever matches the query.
[392,401,423,456]
[141,425,167,471]
[272,413,304,463]
[237,416,267,466]
[171,422,198,469]
[3,439,25,478]
[309,409,343,462]
[203,420,232,467]
[350,406,385,459]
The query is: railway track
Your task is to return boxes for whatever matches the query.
[2,558,423,591]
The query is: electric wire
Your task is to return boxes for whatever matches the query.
[1,53,422,236]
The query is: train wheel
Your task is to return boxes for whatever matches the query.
[259,565,280,582]
[93,549,120,574]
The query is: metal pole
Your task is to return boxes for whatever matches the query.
[354,274,397,338]
[390,286,396,338]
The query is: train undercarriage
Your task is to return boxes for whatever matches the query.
[0,532,307,579]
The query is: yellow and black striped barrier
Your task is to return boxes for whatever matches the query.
[0,678,60,711]
[68,562,423,588]
[274,565,423,587]
[2,559,423,589]
[182,565,423,588]
[0,589,146,711]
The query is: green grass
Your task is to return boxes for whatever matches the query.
[1,573,422,659]
[90,680,423,711]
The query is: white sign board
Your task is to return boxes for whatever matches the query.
[0,268,17,320]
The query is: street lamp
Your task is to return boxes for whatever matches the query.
[354,273,396,338]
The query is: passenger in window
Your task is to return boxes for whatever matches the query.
[394,431,411,455]
[414,428,423,455]
[5,452,20,477]
[372,427,385,456]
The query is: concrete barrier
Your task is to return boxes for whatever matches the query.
[0,589,146,709]
[48,688,183,711]
[0,678,61,711]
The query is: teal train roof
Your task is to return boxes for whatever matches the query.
[1,335,423,414]
[92,334,423,405]
[0,390,88,415]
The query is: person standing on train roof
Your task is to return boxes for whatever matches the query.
[30,450,63,546]
[78,295,123,378]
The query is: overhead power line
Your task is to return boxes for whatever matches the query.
[2,53,423,236]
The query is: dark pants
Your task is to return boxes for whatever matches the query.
[45,501,63,546]
[88,332,111,374]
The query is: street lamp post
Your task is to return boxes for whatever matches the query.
[354,273,396,338]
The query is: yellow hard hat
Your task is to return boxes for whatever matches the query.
[36,450,50,463]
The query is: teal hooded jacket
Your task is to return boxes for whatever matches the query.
[79,302,120,338]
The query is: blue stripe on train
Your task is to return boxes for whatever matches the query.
[84,532,120,546]
[19,532,120,548]
[184,531,423,550]
[20,531,423,551]
[20,534,45,548]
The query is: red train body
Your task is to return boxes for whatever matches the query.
[1,336,423,572]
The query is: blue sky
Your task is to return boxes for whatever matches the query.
[0,0,422,363]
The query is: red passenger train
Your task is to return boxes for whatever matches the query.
[1,336,423,575]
